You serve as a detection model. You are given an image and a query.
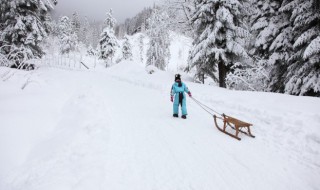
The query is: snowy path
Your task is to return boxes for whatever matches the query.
[0,63,320,190]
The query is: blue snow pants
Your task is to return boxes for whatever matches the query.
[171,82,190,116]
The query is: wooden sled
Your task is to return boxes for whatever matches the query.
[213,114,255,141]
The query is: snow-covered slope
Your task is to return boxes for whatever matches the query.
[0,61,319,190]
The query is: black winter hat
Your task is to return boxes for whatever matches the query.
[175,74,181,81]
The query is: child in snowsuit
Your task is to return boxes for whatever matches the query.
[170,74,192,119]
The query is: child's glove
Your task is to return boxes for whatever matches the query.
[170,96,173,102]
[188,92,192,97]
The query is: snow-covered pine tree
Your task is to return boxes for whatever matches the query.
[230,0,288,91]
[122,35,133,60]
[89,21,101,48]
[280,0,320,96]
[71,12,81,40]
[250,0,286,60]
[0,0,57,67]
[188,0,250,87]
[104,9,116,29]
[50,19,60,37]
[139,34,145,64]
[80,16,90,46]
[99,9,119,65]
[58,16,78,54]
[146,8,171,71]
[224,0,319,96]
[248,0,293,93]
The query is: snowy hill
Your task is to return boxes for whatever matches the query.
[0,61,320,190]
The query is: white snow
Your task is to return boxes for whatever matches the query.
[0,59,320,190]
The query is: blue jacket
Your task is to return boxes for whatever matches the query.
[171,82,190,97]
[171,82,190,115]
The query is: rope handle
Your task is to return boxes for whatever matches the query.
[190,97,223,117]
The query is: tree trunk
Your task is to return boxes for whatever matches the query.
[218,61,226,88]
[201,73,205,84]
[201,73,204,84]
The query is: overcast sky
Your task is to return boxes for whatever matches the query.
[53,0,158,23]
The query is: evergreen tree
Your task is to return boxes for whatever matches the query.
[189,0,250,87]
[104,9,116,29]
[58,16,77,54]
[50,19,60,37]
[250,0,286,60]
[281,0,320,96]
[80,16,90,46]
[146,8,171,71]
[246,0,289,91]
[248,0,320,96]
[89,21,102,48]
[0,0,57,67]
[71,12,81,40]
[139,33,145,64]
[122,35,133,60]
[99,9,119,65]
[255,0,293,93]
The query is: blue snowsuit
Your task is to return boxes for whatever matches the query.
[171,82,190,115]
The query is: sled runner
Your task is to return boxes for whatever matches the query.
[213,114,255,141]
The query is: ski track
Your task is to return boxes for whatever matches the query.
[1,66,320,190]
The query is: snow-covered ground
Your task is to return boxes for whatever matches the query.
[0,60,319,190]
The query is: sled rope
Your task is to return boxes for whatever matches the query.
[190,97,222,116]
